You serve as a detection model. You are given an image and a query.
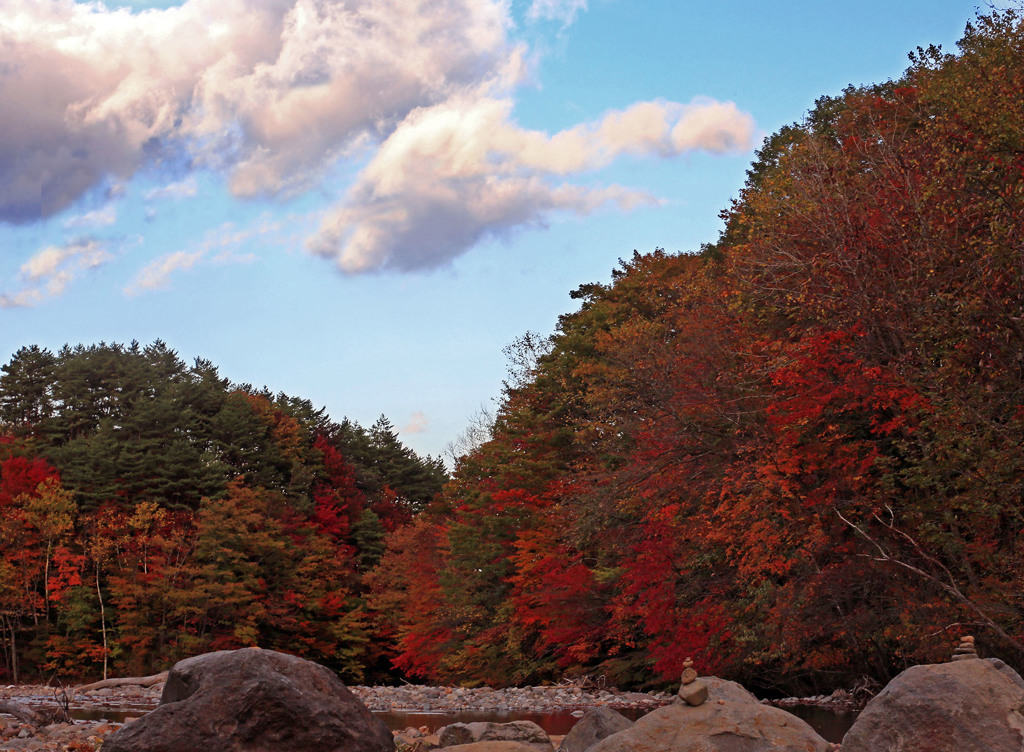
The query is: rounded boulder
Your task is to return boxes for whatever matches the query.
[841,658,1024,752]
[103,647,395,752]
[587,677,830,752]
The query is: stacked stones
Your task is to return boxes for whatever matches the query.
[677,659,708,707]
[952,635,978,661]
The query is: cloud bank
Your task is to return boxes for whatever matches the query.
[307,96,754,272]
[1,0,756,275]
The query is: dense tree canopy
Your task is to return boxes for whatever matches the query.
[369,7,1024,694]
[0,342,445,682]
[4,7,1024,693]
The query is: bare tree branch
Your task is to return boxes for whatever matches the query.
[835,507,1024,659]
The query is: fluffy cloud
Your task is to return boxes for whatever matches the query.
[0,0,511,221]
[307,96,754,272]
[1,238,113,308]
[1,0,755,277]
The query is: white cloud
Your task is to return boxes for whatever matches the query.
[125,250,203,295]
[144,176,199,201]
[1,238,113,308]
[402,411,429,435]
[0,0,512,221]
[307,95,754,272]
[527,0,588,25]
[0,0,756,277]
[62,204,118,230]
[124,218,266,295]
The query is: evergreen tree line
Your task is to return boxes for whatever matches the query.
[0,340,446,683]
[367,7,1024,695]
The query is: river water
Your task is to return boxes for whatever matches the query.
[783,706,858,743]
[376,707,856,744]
[71,704,857,744]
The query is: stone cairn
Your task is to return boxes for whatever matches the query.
[677,658,709,706]
[951,635,978,661]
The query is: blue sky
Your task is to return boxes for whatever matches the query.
[0,0,993,460]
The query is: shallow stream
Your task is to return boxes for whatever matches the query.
[70,704,857,744]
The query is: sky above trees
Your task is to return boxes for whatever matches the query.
[0,0,995,457]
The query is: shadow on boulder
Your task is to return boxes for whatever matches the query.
[103,648,395,752]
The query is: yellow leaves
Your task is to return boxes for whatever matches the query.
[232,622,260,647]
[21,477,76,544]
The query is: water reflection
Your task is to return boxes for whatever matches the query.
[69,706,152,723]
[69,703,856,744]
[781,706,858,744]
[375,710,583,735]
[375,705,855,743]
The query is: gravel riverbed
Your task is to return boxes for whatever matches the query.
[0,681,674,751]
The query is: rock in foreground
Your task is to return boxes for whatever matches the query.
[557,707,634,752]
[588,677,830,752]
[439,720,554,752]
[841,657,1024,752]
[103,647,395,752]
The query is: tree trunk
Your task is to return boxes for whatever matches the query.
[75,671,168,693]
[0,700,40,726]
[8,621,17,685]
[95,565,108,681]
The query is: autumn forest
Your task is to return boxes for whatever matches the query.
[3,8,1024,696]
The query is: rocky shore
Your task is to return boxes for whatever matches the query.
[352,684,674,714]
[0,681,674,751]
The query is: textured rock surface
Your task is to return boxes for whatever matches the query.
[102,647,395,752]
[439,720,554,752]
[588,677,830,752]
[557,707,634,752]
[677,682,709,707]
[841,658,1024,752]
[441,742,541,752]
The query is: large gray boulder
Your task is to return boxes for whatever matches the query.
[103,647,395,752]
[841,657,1024,752]
[439,721,554,752]
[558,707,634,752]
[587,677,830,752]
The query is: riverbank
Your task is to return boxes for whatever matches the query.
[0,681,675,750]
[2,679,674,716]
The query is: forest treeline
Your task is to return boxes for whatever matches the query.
[3,7,1024,694]
[0,340,446,683]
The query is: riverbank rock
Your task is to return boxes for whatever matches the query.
[841,657,1024,752]
[587,677,830,752]
[102,647,394,752]
[350,685,670,714]
[557,707,633,752]
[441,742,541,752]
[439,720,554,752]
